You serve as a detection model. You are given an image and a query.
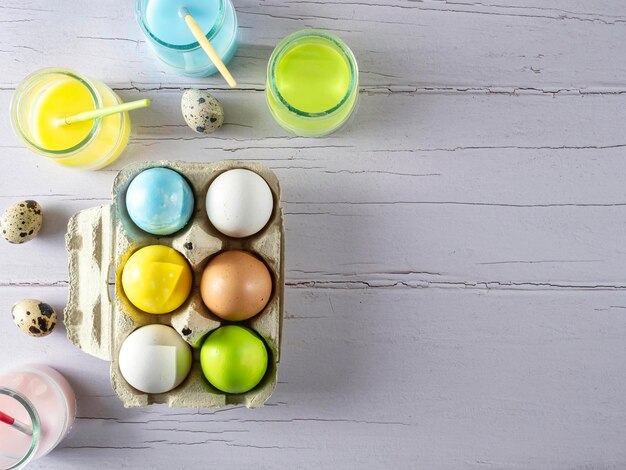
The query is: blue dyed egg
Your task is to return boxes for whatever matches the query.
[125,168,194,235]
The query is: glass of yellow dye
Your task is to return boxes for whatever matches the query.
[266,29,358,137]
[10,68,131,170]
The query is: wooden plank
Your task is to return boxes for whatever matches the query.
[1,90,626,286]
[4,196,626,288]
[0,0,625,90]
[1,285,624,469]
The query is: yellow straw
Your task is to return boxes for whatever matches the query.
[55,99,151,126]
[179,7,237,88]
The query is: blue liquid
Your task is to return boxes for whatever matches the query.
[146,0,219,46]
[136,0,238,77]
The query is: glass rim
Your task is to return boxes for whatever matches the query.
[267,29,358,119]
[135,0,226,51]
[0,387,41,470]
[9,67,103,157]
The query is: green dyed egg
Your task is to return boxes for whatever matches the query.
[200,325,268,394]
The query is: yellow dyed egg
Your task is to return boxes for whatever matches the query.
[121,245,192,314]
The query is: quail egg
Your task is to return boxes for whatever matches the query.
[12,299,57,337]
[181,89,224,134]
[1,200,43,244]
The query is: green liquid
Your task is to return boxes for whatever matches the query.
[275,41,351,114]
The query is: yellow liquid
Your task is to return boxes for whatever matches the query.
[275,42,351,114]
[27,75,130,169]
[266,32,358,137]
[34,79,95,151]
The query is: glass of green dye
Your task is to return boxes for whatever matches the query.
[266,29,359,137]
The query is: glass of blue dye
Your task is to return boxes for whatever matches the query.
[135,0,238,77]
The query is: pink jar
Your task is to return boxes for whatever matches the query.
[0,365,76,469]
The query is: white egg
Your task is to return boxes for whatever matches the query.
[206,169,274,238]
[118,324,192,394]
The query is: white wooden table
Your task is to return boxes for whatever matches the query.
[1,1,626,468]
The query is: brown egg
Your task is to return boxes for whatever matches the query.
[201,250,273,321]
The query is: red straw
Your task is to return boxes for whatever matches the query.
[0,411,32,436]
[0,411,15,425]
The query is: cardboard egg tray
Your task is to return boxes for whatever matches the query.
[64,160,284,408]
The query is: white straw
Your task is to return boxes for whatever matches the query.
[11,419,32,436]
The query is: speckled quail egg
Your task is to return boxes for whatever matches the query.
[1,200,43,244]
[181,89,224,134]
[12,299,57,337]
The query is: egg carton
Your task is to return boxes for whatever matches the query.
[64,160,284,408]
